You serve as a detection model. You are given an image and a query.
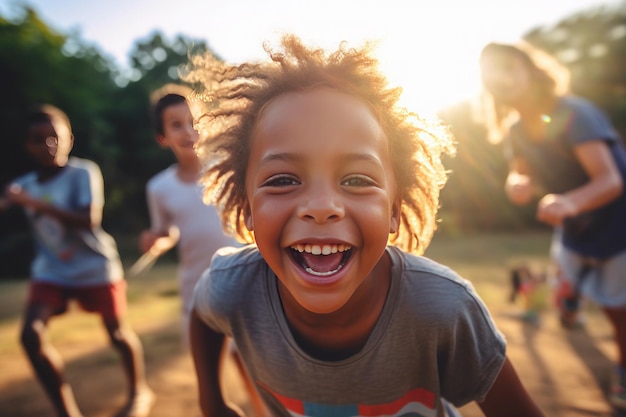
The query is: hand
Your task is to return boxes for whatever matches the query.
[6,183,36,209]
[505,173,534,205]
[139,230,175,256]
[536,194,578,227]
[139,230,160,254]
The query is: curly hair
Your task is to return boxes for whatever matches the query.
[478,41,571,144]
[183,34,455,254]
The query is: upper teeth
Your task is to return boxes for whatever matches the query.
[290,244,351,255]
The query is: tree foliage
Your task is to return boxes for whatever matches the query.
[2,3,626,276]
[524,1,626,136]
[0,6,217,277]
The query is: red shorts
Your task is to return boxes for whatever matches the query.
[26,280,127,320]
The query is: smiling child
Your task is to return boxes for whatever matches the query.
[186,35,545,417]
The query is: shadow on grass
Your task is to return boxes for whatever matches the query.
[0,318,194,417]
[564,327,626,417]
[518,318,561,416]
[496,308,617,417]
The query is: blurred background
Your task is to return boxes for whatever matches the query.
[1,0,625,277]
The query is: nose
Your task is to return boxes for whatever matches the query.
[297,184,345,224]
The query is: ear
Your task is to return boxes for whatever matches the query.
[244,205,253,231]
[389,199,401,234]
[156,134,168,148]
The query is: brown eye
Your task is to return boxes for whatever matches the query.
[262,175,299,188]
[341,175,375,187]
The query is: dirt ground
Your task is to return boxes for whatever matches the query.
[2,236,626,417]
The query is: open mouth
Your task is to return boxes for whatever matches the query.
[289,244,353,277]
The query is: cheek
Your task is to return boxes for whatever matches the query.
[249,196,286,236]
[355,198,395,236]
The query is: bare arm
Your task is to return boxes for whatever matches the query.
[189,308,242,417]
[478,357,545,417]
[138,228,179,256]
[504,156,535,206]
[537,141,623,227]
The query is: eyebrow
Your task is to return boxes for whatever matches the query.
[260,151,383,166]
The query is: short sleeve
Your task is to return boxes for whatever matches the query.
[75,161,103,209]
[191,255,234,336]
[145,183,171,234]
[563,99,619,146]
[439,283,507,406]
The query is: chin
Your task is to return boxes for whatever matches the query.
[295,292,351,315]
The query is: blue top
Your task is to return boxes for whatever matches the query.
[13,157,124,286]
[507,96,626,258]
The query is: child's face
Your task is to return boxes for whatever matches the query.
[158,102,199,162]
[245,88,400,314]
[480,52,531,106]
[25,118,72,168]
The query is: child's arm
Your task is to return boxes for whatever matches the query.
[140,184,179,256]
[189,308,243,417]
[537,141,623,227]
[0,182,20,211]
[504,157,535,206]
[6,183,91,229]
[478,357,545,417]
[138,228,179,257]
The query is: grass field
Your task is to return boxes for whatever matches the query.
[0,230,621,417]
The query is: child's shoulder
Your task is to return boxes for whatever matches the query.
[211,244,264,273]
[195,245,264,306]
[388,246,476,297]
[64,157,103,180]
[388,246,499,329]
[560,95,596,111]
[389,246,465,283]
[146,165,178,190]
[67,156,99,170]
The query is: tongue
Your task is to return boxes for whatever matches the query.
[302,252,343,273]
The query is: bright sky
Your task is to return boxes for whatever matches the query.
[1,0,618,116]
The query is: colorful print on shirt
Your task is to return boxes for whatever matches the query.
[264,385,438,417]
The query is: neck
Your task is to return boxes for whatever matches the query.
[279,252,392,360]
[176,159,201,182]
[37,165,65,182]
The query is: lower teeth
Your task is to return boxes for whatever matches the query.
[305,264,343,277]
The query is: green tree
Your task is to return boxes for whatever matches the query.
[101,31,217,232]
[524,1,626,137]
[0,6,121,276]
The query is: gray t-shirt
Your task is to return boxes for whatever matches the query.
[193,245,506,417]
[13,157,123,286]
